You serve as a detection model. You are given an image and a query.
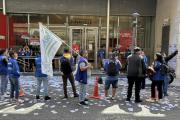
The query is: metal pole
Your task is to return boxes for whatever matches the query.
[135,17,138,47]
[117,16,119,46]
[106,0,110,58]
[3,0,6,15]
[28,14,30,34]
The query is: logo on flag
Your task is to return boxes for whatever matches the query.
[39,23,62,76]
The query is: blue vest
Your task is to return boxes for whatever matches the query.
[8,58,20,78]
[35,56,48,77]
[152,60,164,81]
[75,57,88,84]
[0,55,8,75]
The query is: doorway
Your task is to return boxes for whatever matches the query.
[69,26,98,68]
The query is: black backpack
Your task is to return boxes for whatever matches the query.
[107,60,118,76]
[160,63,169,75]
[61,57,72,75]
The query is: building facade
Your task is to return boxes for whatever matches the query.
[1,0,156,68]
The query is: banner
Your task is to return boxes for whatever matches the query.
[39,23,62,76]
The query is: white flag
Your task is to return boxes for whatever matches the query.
[39,23,62,76]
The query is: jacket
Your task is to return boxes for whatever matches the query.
[127,54,143,77]
[0,55,8,75]
[152,60,164,81]
[35,56,48,77]
[8,58,20,79]
[75,57,88,84]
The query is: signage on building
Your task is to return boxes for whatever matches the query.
[119,30,132,52]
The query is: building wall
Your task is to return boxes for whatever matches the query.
[155,0,180,78]
[6,0,156,16]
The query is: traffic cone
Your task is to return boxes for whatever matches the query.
[19,86,25,97]
[90,76,101,99]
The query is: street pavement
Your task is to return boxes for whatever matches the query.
[0,76,180,120]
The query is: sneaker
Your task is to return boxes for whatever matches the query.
[74,94,79,98]
[126,98,131,101]
[36,95,40,99]
[78,101,88,106]
[44,96,51,100]
[4,94,9,98]
[84,98,89,101]
[63,95,68,99]
[111,97,116,100]
[164,93,169,96]
[135,99,142,103]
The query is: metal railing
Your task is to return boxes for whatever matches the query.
[17,56,61,73]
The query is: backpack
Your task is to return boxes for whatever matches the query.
[107,60,118,76]
[160,63,169,75]
[61,57,72,75]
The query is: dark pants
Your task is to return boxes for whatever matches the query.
[9,78,19,99]
[127,76,142,101]
[62,73,77,97]
[141,77,146,89]
[151,80,163,99]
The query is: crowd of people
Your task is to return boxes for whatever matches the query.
[0,46,178,105]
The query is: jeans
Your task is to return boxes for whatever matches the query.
[36,77,48,96]
[127,76,142,101]
[62,73,77,97]
[163,74,170,96]
[0,75,8,95]
[79,83,86,102]
[9,78,19,99]
[141,77,146,89]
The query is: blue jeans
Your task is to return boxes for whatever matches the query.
[0,75,8,95]
[36,77,48,96]
[163,74,170,96]
[9,78,19,99]
[79,83,86,102]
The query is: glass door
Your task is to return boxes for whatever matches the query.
[69,26,98,68]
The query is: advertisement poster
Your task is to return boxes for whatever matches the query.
[119,30,132,52]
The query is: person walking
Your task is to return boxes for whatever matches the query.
[0,49,9,100]
[60,48,78,98]
[35,53,51,100]
[126,47,144,103]
[104,52,122,100]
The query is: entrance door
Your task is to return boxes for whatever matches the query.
[69,26,98,68]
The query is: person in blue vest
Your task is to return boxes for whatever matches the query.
[104,52,122,100]
[151,53,165,101]
[76,50,92,105]
[98,46,106,69]
[0,49,9,100]
[8,51,21,104]
[35,53,51,100]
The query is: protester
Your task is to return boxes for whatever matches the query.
[126,47,144,103]
[60,48,78,98]
[35,53,51,100]
[140,50,148,89]
[97,46,106,69]
[161,50,178,96]
[8,51,21,104]
[0,49,9,100]
[75,50,92,105]
[104,52,122,100]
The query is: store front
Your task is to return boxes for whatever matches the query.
[9,14,154,68]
